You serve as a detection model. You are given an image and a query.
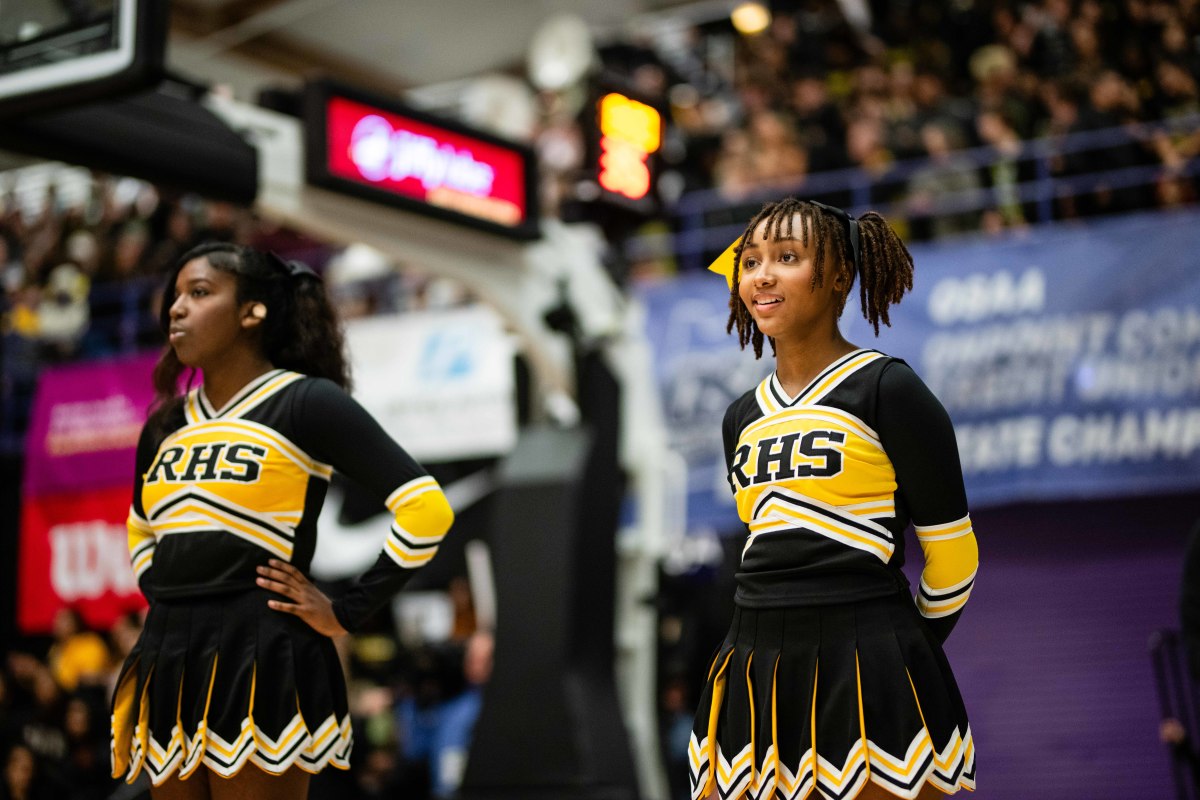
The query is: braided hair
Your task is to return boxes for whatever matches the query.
[726,198,914,358]
[148,242,351,434]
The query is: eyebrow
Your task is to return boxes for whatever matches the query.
[744,237,801,248]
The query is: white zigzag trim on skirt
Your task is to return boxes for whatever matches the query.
[716,742,754,800]
[688,731,711,800]
[754,726,973,800]
[122,712,352,786]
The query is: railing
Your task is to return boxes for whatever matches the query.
[630,113,1200,272]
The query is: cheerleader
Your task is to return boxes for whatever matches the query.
[110,243,454,799]
[691,199,978,800]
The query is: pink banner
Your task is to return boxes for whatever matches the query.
[23,352,158,497]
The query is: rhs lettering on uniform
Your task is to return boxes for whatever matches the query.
[730,430,847,489]
[145,443,267,484]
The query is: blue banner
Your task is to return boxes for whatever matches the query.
[637,209,1200,529]
[636,276,770,532]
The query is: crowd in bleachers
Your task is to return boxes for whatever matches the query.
[0,177,345,358]
[0,584,492,800]
[1,607,144,800]
[0,175,475,449]
[4,1,1200,371]
[582,0,1200,246]
[0,181,306,441]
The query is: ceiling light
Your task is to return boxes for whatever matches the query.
[731,2,771,36]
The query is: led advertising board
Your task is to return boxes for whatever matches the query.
[305,80,539,240]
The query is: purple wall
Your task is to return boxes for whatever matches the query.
[911,493,1198,799]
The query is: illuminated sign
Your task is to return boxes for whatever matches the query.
[305,81,539,240]
[596,92,661,202]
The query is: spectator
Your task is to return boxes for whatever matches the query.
[193,199,241,243]
[844,115,896,205]
[4,653,67,771]
[906,121,984,239]
[1068,17,1106,78]
[1026,0,1077,78]
[45,609,110,694]
[59,696,111,800]
[971,44,1034,137]
[80,219,161,356]
[910,68,974,147]
[106,611,143,667]
[712,129,758,200]
[1162,517,1200,788]
[0,238,22,297]
[1161,15,1200,81]
[395,631,493,799]
[1154,60,1200,121]
[883,60,922,159]
[145,203,197,276]
[62,230,101,282]
[658,674,694,800]
[1040,78,1099,217]
[1150,56,1200,206]
[447,577,477,643]
[1088,69,1158,213]
[745,110,808,190]
[789,72,848,170]
[0,670,15,753]
[975,107,1038,232]
[0,743,52,800]
[3,284,38,341]
[35,264,89,360]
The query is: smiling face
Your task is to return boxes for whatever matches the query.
[737,212,847,343]
[166,256,260,371]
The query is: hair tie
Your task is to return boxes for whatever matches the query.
[809,201,862,275]
[267,251,319,281]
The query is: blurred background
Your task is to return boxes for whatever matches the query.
[1,1,1199,799]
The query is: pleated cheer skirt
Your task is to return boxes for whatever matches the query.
[688,593,975,800]
[110,588,353,785]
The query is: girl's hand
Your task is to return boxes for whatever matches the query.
[257,559,348,638]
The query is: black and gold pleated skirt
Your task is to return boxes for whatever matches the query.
[110,588,352,786]
[688,593,975,800]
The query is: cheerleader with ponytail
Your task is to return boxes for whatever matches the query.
[112,243,454,799]
[691,200,978,800]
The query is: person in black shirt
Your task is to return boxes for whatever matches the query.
[690,199,978,800]
[110,243,454,799]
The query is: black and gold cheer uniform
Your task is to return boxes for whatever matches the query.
[689,350,978,800]
[111,369,453,785]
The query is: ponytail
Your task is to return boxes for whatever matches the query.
[726,199,914,357]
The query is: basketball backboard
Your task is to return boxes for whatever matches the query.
[0,0,166,119]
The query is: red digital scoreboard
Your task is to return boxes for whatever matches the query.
[305,80,539,240]
[596,91,661,202]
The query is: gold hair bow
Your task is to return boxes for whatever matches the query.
[706,236,742,290]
